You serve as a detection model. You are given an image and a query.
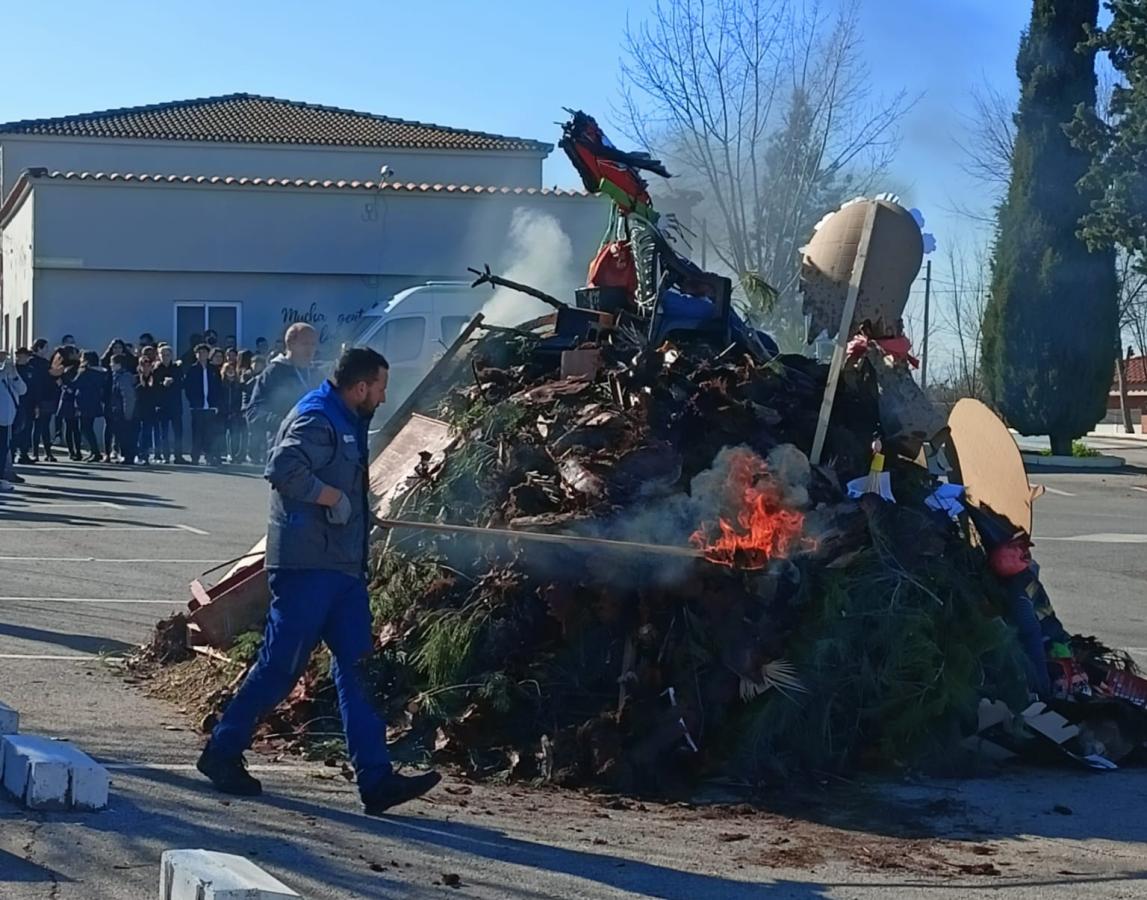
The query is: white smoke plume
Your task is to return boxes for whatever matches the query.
[479,208,578,327]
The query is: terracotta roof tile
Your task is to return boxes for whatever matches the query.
[1124,355,1147,386]
[0,93,550,154]
[18,168,589,198]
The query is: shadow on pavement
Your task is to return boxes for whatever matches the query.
[54,764,827,898]
[13,484,180,509]
[0,845,71,884]
[0,621,135,656]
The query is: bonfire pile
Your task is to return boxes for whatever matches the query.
[290,327,1026,793]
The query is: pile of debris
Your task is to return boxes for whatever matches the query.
[135,110,1147,795]
[355,329,1032,791]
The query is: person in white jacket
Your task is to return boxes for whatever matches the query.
[0,350,27,492]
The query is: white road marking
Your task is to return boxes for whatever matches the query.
[0,597,173,604]
[0,557,225,563]
[173,524,211,536]
[1132,486,1147,494]
[1041,533,1147,543]
[0,524,209,534]
[1,501,126,509]
[1032,484,1075,497]
[0,653,95,660]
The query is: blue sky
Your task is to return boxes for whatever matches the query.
[1,0,1038,327]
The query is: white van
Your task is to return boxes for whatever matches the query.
[349,281,482,420]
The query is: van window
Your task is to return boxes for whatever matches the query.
[371,316,426,363]
[440,315,471,344]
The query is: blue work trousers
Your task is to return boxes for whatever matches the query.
[211,569,392,791]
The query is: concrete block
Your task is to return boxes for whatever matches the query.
[1,735,109,811]
[0,700,17,735]
[161,850,300,900]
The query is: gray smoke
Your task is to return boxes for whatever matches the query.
[479,208,578,327]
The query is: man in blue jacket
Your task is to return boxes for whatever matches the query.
[197,347,440,814]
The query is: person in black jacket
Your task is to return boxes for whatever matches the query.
[134,356,163,464]
[13,348,38,465]
[154,344,185,464]
[108,354,138,465]
[246,324,319,448]
[184,343,223,465]
[240,355,266,464]
[56,355,82,461]
[72,351,107,462]
[28,340,56,462]
[220,362,246,463]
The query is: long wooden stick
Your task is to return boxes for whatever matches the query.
[810,201,878,465]
[468,265,568,311]
[373,516,703,560]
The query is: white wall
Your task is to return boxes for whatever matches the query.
[31,179,607,277]
[1,192,34,349]
[32,268,420,354]
[24,178,609,351]
[0,135,546,201]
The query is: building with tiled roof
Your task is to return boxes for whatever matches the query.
[0,95,605,369]
[0,93,550,153]
[1107,352,1147,426]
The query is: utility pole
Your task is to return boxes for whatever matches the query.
[921,260,932,389]
[700,218,708,269]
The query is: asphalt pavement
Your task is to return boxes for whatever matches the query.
[3,452,1147,898]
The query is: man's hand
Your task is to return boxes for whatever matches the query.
[325,491,353,525]
[316,484,344,507]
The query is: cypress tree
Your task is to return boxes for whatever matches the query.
[982,0,1117,455]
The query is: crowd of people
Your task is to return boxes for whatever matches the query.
[0,323,322,493]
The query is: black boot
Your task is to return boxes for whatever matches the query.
[361,770,441,816]
[196,743,262,796]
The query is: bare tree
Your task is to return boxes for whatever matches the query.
[616,0,912,330]
[932,243,990,402]
[954,82,1016,198]
[1118,251,1147,357]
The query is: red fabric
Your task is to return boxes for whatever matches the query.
[847,334,920,369]
[587,241,638,298]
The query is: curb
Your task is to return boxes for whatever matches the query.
[1022,452,1126,469]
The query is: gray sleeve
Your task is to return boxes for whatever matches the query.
[265,412,335,503]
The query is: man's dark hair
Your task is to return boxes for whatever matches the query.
[194,343,211,354]
[32,338,48,352]
[84,350,101,367]
[188,332,203,349]
[139,332,155,343]
[15,347,30,356]
[333,347,389,388]
[255,336,268,346]
[62,334,75,342]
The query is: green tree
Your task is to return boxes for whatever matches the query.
[982,0,1117,455]
[1071,2,1147,256]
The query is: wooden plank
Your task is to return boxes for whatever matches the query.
[368,413,453,512]
[810,201,878,466]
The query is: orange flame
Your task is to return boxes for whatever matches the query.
[690,450,804,570]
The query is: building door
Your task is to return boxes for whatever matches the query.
[173,303,241,356]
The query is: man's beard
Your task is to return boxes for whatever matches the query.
[355,400,380,418]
